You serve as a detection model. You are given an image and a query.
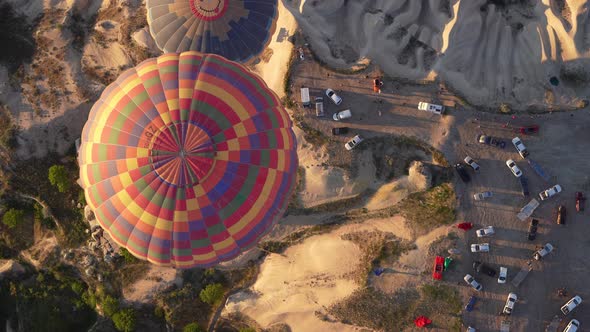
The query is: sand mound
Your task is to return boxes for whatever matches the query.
[285,0,590,108]
[294,126,377,207]
[408,161,432,191]
[223,217,412,331]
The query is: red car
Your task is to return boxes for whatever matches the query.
[433,256,444,280]
[576,192,585,212]
[457,222,473,231]
[518,125,539,135]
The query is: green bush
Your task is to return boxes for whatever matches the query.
[119,248,139,263]
[183,322,204,332]
[82,291,97,308]
[240,328,256,332]
[112,308,136,332]
[70,281,84,295]
[199,283,224,306]
[154,306,164,319]
[2,208,24,228]
[48,165,71,193]
[101,295,120,317]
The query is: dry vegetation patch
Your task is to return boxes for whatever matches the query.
[398,183,456,236]
[341,230,416,284]
[329,283,462,331]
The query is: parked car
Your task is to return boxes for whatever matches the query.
[467,327,476,332]
[325,88,342,105]
[471,243,490,253]
[454,163,471,183]
[512,137,529,158]
[300,87,311,107]
[503,293,518,315]
[527,219,539,241]
[477,134,506,148]
[561,296,582,315]
[518,125,539,135]
[498,267,508,284]
[331,127,349,135]
[473,261,497,277]
[519,176,529,196]
[314,97,324,117]
[333,109,352,121]
[534,243,554,260]
[557,205,566,225]
[344,135,364,151]
[474,191,493,201]
[465,296,477,312]
[576,192,585,212]
[464,156,480,171]
[564,319,580,332]
[539,184,562,201]
[476,226,495,237]
[433,256,444,280]
[506,159,522,177]
[418,101,444,115]
[463,274,483,291]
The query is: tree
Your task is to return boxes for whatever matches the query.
[183,322,204,332]
[199,283,224,305]
[2,208,24,228]
[48,165,70,193]
[112,308,136,332]
[101,295,119,318]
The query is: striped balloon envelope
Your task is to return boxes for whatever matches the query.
[79,52,297,268]
[146,0,278,63]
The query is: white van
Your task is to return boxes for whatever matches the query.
[418,102,444,115]
[333,109,352,121]
[301,88,310,108]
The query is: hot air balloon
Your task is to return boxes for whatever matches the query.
[78,51,297,268]
[146,0,279,63]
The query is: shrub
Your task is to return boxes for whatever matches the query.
[48,165,71,193]
[240,328,256,332]
[82,291,97,308]
[183,322,204,332]
[154,306,164,319]
[119,248,138,263]
[101,295,120,317]
[199,283,224,306]
[112,308,136,332]
[70,281,84,295]
[2,208,24,228]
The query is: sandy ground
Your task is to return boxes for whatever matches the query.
[224,216,415,332]
[122,265,182,304]
[283,0,590,108]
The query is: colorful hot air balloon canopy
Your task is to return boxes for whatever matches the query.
[147,0,279,63]
[79,52,297,268]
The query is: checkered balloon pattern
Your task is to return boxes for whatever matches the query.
[79,52,297,268]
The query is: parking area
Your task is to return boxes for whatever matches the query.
[456,112,590,331]
[290,55,590,331]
